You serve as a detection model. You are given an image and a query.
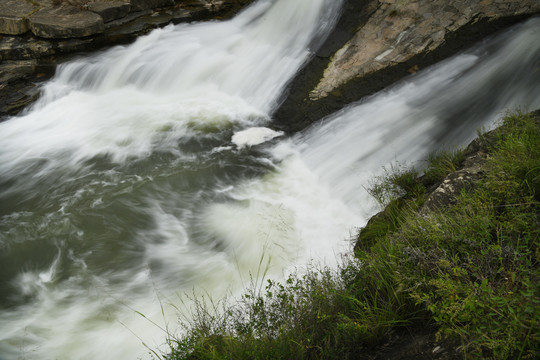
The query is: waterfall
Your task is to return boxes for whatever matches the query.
[0,0,345,359]
[0,0,539,357]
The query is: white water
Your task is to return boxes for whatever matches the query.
[0,0,345,359]
[298,18,540,217]
[0,1,539,358]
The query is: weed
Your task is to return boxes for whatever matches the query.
[422,148,467,185]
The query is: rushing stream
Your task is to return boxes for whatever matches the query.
[1,0,539,357]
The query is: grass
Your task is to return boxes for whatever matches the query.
[163,110,539,359]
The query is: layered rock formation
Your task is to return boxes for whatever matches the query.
[0,0,253,60]
[274,0,540,132]
[0,0,249,39]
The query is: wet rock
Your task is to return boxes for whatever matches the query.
[0,59,38,84]
[88,1,131,23]
[29,5,105,38]
[274,0,540,134]
[129,0,175,11]
[0,0,38,35]
[0,60,46,119]
[0,36,56,61]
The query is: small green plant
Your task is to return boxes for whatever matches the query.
[422,148,466,185]
[367,164,422,207]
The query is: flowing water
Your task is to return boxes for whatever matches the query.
[0,0,539,357]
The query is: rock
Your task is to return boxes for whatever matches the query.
[29,5,105,39]
[0,0,38,35]
[309,0,540,100]
[88,1,131,23]
[421,152,487,212]
[0,60,45,119]
[129,0,175,11]
[0,59,38,84]
[0,35,56,61]
[273,0,540,134]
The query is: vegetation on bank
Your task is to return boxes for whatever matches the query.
[163,111,539,359]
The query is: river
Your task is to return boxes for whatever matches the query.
[0,0,539,358]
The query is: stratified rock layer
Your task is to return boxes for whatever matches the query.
[130,0,175,11]
[29,5,105,38]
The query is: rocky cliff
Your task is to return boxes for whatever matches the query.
[274,0,540,132]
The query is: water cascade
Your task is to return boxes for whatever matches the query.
[0,0,539,357]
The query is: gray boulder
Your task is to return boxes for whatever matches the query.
[88,1,132,23]
[29,5,105,39]
[0,0,38,35]
[421,152,487,213]
[129,0,175,11]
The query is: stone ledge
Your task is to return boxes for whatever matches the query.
[0,0,255,119]
[29,5,105,38]
[130,0,175,11]
[88,1,132,23]
[0,0,39,35]
[0,1,249,39]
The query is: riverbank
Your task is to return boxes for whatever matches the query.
[164,109,540,359]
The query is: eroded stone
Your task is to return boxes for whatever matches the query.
[129,0,174,11]
[421,152,487,212]
[0,0,38,35]
[88,1,131,23]
[29,5,105,38]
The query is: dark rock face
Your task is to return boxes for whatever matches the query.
[130,0,175,11]
[0,60,46,116]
